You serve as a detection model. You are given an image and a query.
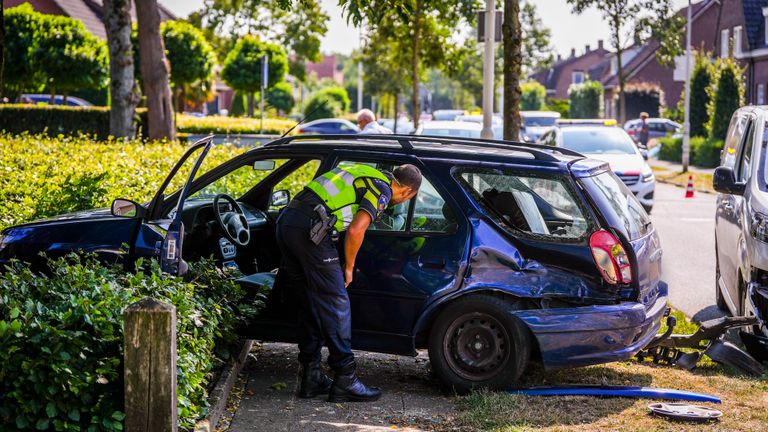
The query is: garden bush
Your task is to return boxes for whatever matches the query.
[316,86,351,113]
[568,80,603,118]
[658,136,683,163]
[520,82,547,111]
[707,57,744,140]
[176,114,296,135]
[544,98,569,118]
[0,254,263,431]
[303,94,343,121]
[657,136,723,168]
[0,105,147,139]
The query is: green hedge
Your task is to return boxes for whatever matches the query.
[0,255,263,431]
[568,80,603,118]
[0,105,147,139]
[658,136,723,168]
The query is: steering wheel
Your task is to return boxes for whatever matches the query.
[213,194,250,247]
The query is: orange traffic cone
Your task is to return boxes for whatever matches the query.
[685,175,694,198]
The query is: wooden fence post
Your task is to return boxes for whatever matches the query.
[124,297,177,432]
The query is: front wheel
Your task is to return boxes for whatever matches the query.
[428,295,531,394]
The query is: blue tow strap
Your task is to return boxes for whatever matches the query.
[509,385,721,404]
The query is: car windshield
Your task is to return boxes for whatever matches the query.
[523,117,557,127]
[561,128,637,154]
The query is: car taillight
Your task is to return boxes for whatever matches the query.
[627,129,635,135]
[590,230,632,285]
[297,128,304,134]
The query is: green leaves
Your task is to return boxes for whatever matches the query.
[221,36,289,94]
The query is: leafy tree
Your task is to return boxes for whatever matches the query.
[520,1,554,75]
[689,52,714,138]
[340,0,474,130]
[304,93,342,121]
[3,4,43,98]
[569,80,603,118]
[707,58,744,141]
[567,0,680,123]
[31,14,108,104]
[221,36,288,117]
[189,0,327,82]
[317,86,351,113]
[161,20,216,112]
[229,90,246,117]
[267,82,295,115]
[520,81,546,110]
[103,0,139,138]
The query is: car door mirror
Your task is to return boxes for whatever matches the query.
[111,198,146,218]
[640,148,649,160]
[713,166,746,195]
[271,189,290,207]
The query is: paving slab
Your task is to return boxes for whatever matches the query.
[226,343,456,432]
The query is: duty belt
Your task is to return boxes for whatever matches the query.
[287,199,338,244]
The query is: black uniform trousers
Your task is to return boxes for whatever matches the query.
[275,205,355,371]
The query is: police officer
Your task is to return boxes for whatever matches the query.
[275,163,422,402]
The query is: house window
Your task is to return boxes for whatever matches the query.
[721,28,730,58]
[758,84,765,105]
[572,71,585,84]
[734,26,743,56]
[764,7,768,45]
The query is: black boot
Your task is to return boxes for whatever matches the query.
[328,363,382,402]
[299,360,333,398]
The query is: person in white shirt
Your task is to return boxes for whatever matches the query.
[357,109,393,134]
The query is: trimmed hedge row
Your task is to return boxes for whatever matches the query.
[0,105,147,139]
[0,105,297,138]
[658,136,724,168]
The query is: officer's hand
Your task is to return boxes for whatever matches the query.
[344,267,353,288]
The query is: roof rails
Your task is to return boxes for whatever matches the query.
[557,119,618,126]
[264,133,584,162]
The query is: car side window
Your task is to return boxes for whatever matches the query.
[457,168,589,239]
[722,114,748,168]
[271,159,321,209]
[737,119,755,183]
[336,160,455,233]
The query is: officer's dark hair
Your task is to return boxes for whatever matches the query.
[393,164,422,190]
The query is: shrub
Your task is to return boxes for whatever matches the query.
[175,114,296,135]
[568,80,603,118]
[0,255,263,431]
[693,138,724,168]
[707,57,744,140]
[521,82,547,111]
[0,134,248,230]
[303,94,342,121]
[545,98,569,118]
[266,82,296,115]
[689,52,714,138]
[658,136,684,163]
[317,86,351,113]
[0,105,147,139]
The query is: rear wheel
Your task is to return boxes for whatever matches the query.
[428,295,531,394]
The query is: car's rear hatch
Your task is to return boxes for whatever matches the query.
[572,160,662,306]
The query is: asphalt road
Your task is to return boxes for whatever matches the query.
[650,182,725,322]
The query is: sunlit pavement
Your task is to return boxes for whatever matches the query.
[650,182,725,322]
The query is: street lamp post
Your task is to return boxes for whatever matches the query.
[682,0,692,172]
[481,0,496,139]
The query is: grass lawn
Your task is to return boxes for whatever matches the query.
[452,310,768,432]
[655,170,714,193]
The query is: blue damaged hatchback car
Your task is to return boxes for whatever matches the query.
[0,134,667,392]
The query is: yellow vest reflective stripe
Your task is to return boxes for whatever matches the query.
[306,165,391,231]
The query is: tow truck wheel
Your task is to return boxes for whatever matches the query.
[428,295,531,394]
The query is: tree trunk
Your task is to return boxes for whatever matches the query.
[135,0,175,140]
[502,0,522,141]
[612,21,625,123]
[50,88,56,105]
[247,92,254,117]
[411,1,421,130]
[103,0,138,138]
[62,90,68,106]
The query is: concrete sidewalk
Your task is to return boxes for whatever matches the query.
[223,343,456,432]
[648,158,715,174]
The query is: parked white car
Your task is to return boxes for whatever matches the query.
[539,125,655,212]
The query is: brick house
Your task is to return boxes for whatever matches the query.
[530,40,610,99]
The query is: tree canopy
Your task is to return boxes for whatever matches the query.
[161,21,216,91]
[3,4,41,96]
[221,36,288,94]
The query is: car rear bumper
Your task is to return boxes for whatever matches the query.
[514,281,669,370]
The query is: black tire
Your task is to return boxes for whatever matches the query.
[428,295,531,394]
